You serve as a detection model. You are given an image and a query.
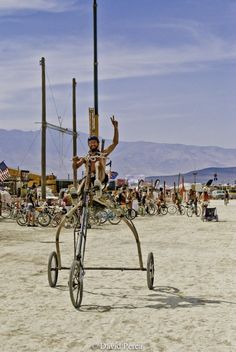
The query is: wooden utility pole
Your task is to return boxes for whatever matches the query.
[72,78,77,187]
[39,57,79,199]
[40,57,46,200]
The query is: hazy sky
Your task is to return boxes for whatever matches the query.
[0,0,236,148]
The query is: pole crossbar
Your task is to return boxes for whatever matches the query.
[46,122,78,136]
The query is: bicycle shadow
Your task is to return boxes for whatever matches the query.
[77,285,235,313]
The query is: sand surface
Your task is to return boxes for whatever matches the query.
[0,200,235,352]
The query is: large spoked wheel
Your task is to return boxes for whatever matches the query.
[147,252,155,290]
[69,260,83,309]
[64,214,77,229]
[48,251,58,287]
[1,205,11,219]
[108,210,121,225]
[168,205,177,215]
[38,212,51,227]
[16,213,27,226]
[51,213,62,227]
[178,204,185,215]
[187,207,193,217]
[125,208,136,220]
[160,205,168,215]
[196,205,201,217]
[95,210,108,224]
[147,204,157,216]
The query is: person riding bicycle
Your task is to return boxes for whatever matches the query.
[73,116,119,197]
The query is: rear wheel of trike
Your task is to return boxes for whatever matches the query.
[69,260,83,309]
[48,251,58,287]
[147,252,155,290]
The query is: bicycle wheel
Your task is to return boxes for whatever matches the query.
[108,210,121,225]
[138,206,146,216]
[147,204,157,216]
[48,251,58,287]
[168,205,177,215]
[64,214,77,229]
[38,212,51,227]
[16,213,27,226]
[125,208,136,220]
[96,210,108,224]
[187,207,193,217]
[1,205,11,219]
[196,205,201,217]
[147,252,155,290]
[160,205,168,215]
[51,213,62,227]
[69,260,83,309]
[177,204,185,215]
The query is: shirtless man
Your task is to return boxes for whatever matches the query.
[73,116,118,195]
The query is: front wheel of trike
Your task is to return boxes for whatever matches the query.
[69,260,83,309]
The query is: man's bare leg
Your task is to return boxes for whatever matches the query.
[94,160,106,197]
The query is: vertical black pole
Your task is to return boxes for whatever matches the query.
[91,0,99,137]
[93,0,98,116]
[72,78,77,187]
[40,57,46,200]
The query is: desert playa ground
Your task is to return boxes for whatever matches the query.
[0,200,235,352]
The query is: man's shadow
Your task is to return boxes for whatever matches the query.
[144,286,225,309]
[74,285,235,313]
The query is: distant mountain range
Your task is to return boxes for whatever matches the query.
[1,129,236,183]
[145,167,236,186]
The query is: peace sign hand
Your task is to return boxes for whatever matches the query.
[110,115,118,128]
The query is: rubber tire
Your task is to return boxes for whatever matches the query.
[108,210,121,225]
[147,252,155,290]
[160,206,168,215]
[96,210,108,224]
[64,214,77,229]
[69,260,83,309]
[38,212,51,227]
[125,208,136,220]
[16,214,27,226]
[147,204,157,216]
[48,251,58,287]
[187,207,193,217]
[51,213,62,227]
[178,205,185,215]
[168,205,177,215]
[1,206,11,219]
[196,206,201,217]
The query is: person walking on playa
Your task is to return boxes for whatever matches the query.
[200,187,210,215]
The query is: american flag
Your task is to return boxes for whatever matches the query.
[0,161,10,182]
[110,171,118,179]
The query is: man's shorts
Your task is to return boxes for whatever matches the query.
[27,203,35,213]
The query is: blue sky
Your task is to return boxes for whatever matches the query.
[0,0,236,148]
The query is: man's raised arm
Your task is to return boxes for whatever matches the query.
[103,116,119,156]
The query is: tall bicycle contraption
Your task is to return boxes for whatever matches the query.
[47,155,155,309]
